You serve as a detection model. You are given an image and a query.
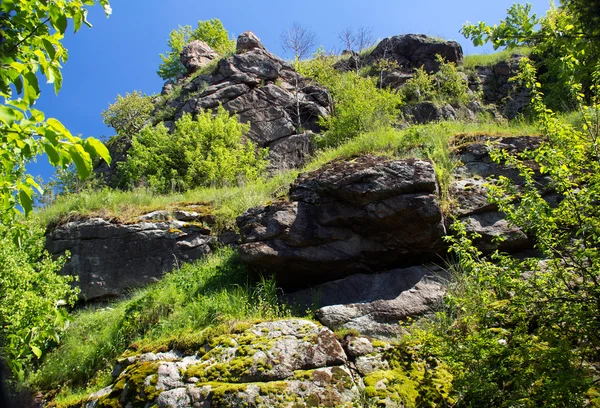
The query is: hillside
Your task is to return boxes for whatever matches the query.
[2,2,600,407]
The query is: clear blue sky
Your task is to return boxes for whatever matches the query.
[31,0,552,183]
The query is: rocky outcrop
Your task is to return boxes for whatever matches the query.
[75,319,454,407]
[368,34,463,73]
[162,31,331,171]
[180,40,219,74]
[81,319,361,408]
[45,213,215,301]
[450,135,544,252]
[469,54,530,119]
[237,156,446,290]
[286,265,447,338]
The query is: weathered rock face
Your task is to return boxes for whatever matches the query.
[83,319,361,408]
[46,215,215,301]
[237,156,447,290]
[180,40,219,74]
[469,54,530,119]
[163,31,331,171]
[401,101,457,124]
[450,136,545,252]
[368,34,463,73]
[286,265,447,339]
[78,319,454,407]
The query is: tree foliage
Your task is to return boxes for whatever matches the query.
[119,106,268,193]
[420,55,600,407]
[0,0,112,219]
[101,91,154,137]
[461,2,600,110]
[157,19,235,81]
[0,222,78,382]
[400,56,474,107]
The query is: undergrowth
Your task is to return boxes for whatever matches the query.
[29,247,289,397]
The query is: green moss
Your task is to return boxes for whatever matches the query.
[96,362,160,408]
[363,369,419,407]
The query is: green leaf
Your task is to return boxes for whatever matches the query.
[30,345,42,359]
[69,144,92,179]
[22,71,40,106]
[0,0,14,12]
[50,65,62,94]
[0,105,18,126]
[47,118,71,138]
[84,138,112,165]
[19,189,33,215]
[43,143,61,166]
[73,9,83,32]
[56,14,68,35]
[42,39,57,61]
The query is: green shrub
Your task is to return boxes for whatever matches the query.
[0,222,78,382]
[119,106,268,193]
[401,56,474,107]
[299,51,402,147]
[420,60,600,407]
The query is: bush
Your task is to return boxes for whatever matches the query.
[299,51,402,147]
[101,91,154,137]
[0,222,78,382]
[119,106,268,193]
[157,19,235,81]
[424,60,600,406]
[401,56,474,106]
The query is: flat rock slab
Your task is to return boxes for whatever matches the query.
[46,218,214,301]
[237,156,447,290]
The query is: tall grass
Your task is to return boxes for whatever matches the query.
[462,46,532,70]
[29,247,289,393]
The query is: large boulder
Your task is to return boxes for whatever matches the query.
[81,319,361,408]
[162,31,332,171]
[286,265,447,339]
[45,213,215,301]
[368,34,463,73]
[180,40,219,74]
[237,156,447,290]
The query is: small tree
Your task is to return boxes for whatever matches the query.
[157,19,235,81]
[101,91,154,137]
[280,22,318,62]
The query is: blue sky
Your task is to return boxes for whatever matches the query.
[31,0,552,183]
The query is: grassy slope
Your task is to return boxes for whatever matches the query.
[35,120,538,230]
[31,119,539,405]
[462,46,532,70]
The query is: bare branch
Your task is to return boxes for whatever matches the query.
[280,22,318,61]
[338,27,356,53]
[356,26,375,53]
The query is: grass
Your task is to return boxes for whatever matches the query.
[462,46,532,70]
[29,247,290,396]
[35,120,539,230]
[28,118,541,404]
